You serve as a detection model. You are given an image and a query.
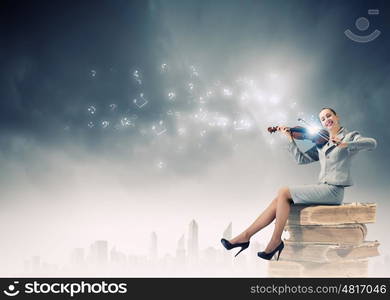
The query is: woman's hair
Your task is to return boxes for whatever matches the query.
[319,107,337,115]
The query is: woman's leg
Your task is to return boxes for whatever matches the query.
[229,196,278,244]
[264,187,293,253]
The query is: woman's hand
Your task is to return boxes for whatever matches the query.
[277,126,293,141]
[331,136,348,148]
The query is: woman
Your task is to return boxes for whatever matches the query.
[221,107,377,260]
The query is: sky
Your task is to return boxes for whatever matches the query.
[0,0,389,276]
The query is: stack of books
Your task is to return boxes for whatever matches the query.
[268,202,380,277]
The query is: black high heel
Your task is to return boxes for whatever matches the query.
[221,238,250,257]
[257,241,284,261]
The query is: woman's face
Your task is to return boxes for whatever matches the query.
[319,109,340,130]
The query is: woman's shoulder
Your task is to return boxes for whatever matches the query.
[343,128,360,141]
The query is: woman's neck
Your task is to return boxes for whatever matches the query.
[329,125,341,136]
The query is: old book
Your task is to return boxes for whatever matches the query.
[284,223,367,245]
[268,259,368,278]
[286,202,376,226]
[279,240,380,263]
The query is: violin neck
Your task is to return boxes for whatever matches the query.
[289,127,306,133]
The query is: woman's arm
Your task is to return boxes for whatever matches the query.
[347,132,377,152]
[288,139,319,165]
[277,125,319,165]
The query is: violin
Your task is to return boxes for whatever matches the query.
[267,125,330,148]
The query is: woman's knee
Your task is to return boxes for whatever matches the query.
[277,186,291,199]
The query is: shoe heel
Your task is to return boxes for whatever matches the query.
[276,246,284,261]
[234,246,246,257]
[276,250,281,261]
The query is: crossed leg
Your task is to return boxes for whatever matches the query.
[229,187,293,253]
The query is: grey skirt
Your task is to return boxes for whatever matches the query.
[288,183,344,205]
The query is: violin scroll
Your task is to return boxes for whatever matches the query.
[267,126,279,134]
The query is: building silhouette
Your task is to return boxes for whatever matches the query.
[176,234,186,265]
[187,219,199,263]
[90,240,108,266]
[70,248,85,267]
[149,231,158,261]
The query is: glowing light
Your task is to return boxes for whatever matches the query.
[233,119,252,130]
[178,127,186,136]
[109,103,117,111]
[121,117,135,128]
[87,105,96,115]
[216,116,229,127]
[101,120,110,128]
[133,93,148,108]
[160,63,168,73]
[133,69,142,84]
[157,161,166,169]
[152,120,167,135]
[168,91,176,101]
[222,88,233,96]
[267,111,287,123]
[289,101,297,109]
[308,126,320,134]
[193,108,208,122]
[190,65,199,77]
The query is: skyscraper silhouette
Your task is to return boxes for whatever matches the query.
[90,240,108,266]
[176,234,186,265]
[149,231,158,261]
[187,219,199,263]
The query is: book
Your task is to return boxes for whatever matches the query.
[286,202,376,226]
[284,223,367,245]
[279,240,380,263]
[268,259,369,277]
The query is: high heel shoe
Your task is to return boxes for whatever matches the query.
[257,241,284,261]
[220,238,250,257]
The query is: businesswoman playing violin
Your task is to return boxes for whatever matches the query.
[221,107,377,261]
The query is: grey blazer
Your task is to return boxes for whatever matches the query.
[288,127,377,187]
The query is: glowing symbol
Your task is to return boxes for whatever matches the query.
[152,120,167,135]
[133,93,148,108]
[133,69,142,84]
[160,63,168,73]
[87,106,96,115]
[101,120,110,128]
